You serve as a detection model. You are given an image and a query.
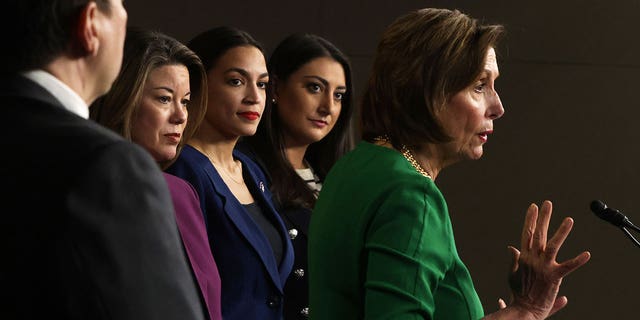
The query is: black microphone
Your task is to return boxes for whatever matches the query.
[590,200,640,249]
[589,200,638,230]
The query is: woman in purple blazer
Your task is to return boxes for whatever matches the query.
[91,28,222,320]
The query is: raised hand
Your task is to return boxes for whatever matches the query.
[505,200,591,319]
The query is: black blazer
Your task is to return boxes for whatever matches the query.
[278,205,311,320]
[0,75,206,320]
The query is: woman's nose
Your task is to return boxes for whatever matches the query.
[488,91,504,120]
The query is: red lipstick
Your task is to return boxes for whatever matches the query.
[238,111,260,121]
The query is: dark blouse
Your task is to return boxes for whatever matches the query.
[243,202,283,265]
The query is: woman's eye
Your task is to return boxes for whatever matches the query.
[334,92,345,101]
[474,83,486,93]
[228,79,243,86]
[181,99,190,107]
[307,83,321,93]
[158,96,171,104]
[257,81,268,89]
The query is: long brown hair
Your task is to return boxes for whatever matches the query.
[244,33,355,210]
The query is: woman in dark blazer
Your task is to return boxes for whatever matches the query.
[91,29,222,320]
[238,33,355,319]
[167,26,294,320]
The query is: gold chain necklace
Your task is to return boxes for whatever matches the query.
[218,163,244,184]
[199,147,245,184]
[399,144,432,179]
[373,135,432,179]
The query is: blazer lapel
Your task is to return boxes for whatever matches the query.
[204,152,293,293]
[239,155,294,288]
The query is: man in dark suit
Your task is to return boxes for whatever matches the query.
[0,1,206,319]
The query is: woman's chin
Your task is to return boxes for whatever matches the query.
[467,148,484,161]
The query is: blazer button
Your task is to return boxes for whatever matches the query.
[267,295,281,308]
[300,307,310,318]
[294,268,305,279]
[288,228,298,240]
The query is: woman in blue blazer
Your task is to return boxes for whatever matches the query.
[167,26,294,320]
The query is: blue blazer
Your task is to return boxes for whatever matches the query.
[167,145,294,320]
[236,141,312,319]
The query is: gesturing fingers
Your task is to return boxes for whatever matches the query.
[507,200,591,317]
[545,215,592,276]
[515,200,592,276]
[521,203,538,252]
[556,251,591,278]
[547,212,592,277]
[544,217,574,260]
[497,298,507,310]
[533,200,553,252]
[507,245,520,273]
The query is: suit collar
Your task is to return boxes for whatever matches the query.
[0,74,64,109]
[22,70,88,118]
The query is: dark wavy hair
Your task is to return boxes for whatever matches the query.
[244,33,355,210]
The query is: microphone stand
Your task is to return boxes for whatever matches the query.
[621,226,640,249]
[620,220,640,249]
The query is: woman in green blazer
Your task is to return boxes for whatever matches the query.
[308,8,591,320]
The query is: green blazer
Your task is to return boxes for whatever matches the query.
[309,141,483,319]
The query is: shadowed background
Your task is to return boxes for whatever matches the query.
[126,1,640,318]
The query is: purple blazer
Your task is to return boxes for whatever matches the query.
[164,173,222,320]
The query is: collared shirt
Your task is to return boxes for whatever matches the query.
[22,69,89,119]
[295,166,322,197]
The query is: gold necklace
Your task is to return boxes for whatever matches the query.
[199,147,245,184]
[218,163,244,185]
[373,135,432,179]
[399,145,432,179]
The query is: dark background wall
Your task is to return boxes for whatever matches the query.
[126,1,640,318]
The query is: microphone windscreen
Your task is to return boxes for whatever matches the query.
[590,200,607,215]
[591,200,627,227]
